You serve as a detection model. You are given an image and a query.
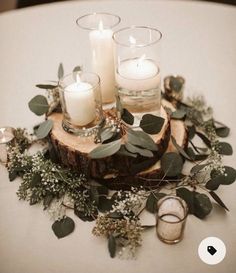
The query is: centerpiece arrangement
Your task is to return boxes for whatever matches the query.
[1,12,235,259]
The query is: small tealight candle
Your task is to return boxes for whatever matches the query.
[116,55,161,91]
[156,196,188,244]
[64,75,96,127]
[0,127,15,163]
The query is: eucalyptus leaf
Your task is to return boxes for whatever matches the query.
[171,109,186,120]
[146,192,166,213]
[89,139,121,159]
[196,132,211,148]
[127,129,158,151]
[36,120,53,139]
[176,188,194,213]
[125,142,153,158]
[100,128,114,143]
[140,114,165,134]
[205,176,221,191]
[171,136,192,160]
[176,188,212,218]
[121,108,134,125]
[193,193,212,219]
[58,63,64,79]
[221,166,236,185]
[108,234,116,258]
[36,84,57,89]
[215,126,230,138]
[187,125,196,140]
[208,166,236,187]
[9,171,18,182]
[98,196,113,213]
[117,145,137,158]
[190,163,210,175]
[218,142,233,155]
[52,216,75,239]
[74,206,97,221]
[28,95,49,116]
[161,152,183,177]
[209,191,229,211]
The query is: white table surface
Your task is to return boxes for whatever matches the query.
[0,1,236,273]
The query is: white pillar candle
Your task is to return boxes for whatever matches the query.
[64,77,96,126]
[116,55,161,91]
[89,21,115,103]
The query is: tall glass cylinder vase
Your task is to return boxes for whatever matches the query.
[76,13,121,105]
[113,26,162,124]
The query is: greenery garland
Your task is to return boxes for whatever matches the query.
[5,64,236,259]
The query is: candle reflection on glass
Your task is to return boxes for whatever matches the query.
[0,127,15,163]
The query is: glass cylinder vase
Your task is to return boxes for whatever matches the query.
[156,196,188,244]
[59,71,104,136]
[0,127,15,164]
[76,13,121,104]
[113,26,162,123]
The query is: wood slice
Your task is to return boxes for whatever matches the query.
[99,117,188,190]
[49,106,171,179]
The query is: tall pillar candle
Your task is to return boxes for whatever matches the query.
[89,22,115,103]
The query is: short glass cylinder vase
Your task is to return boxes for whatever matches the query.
[156,196,188,244]
[0,127,15,164]
[113,26,162,124]
[76,13,121,104]
[59,72,104,136]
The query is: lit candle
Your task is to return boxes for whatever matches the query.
[64,75,96,126]
[0,127,15,163]
[89,21,116,103]
[116,54,161,91]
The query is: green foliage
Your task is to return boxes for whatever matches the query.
[52,216,75,239]
[35,120,53,139]
[28,95,49,116]
[89,139,122,159]
[121,109,134,125]
[140,114,165,134]
[161,152,183,177]
[176,188,212,219]
[58,63,64,80]
[127,129,158,151]
[146,192,166,213]
[108,234,116,258]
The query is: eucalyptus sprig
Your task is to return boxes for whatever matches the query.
[89,96,164,159]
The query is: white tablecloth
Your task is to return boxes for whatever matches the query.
[0,1,236,273]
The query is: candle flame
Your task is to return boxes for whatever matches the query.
[129,36,136,45]
[137,54,146,66]
[98,20,104,32]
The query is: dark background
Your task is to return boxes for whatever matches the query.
[17,0,236,8]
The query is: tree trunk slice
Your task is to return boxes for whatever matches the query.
[99,117,188,190]
[49,106,171,179]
